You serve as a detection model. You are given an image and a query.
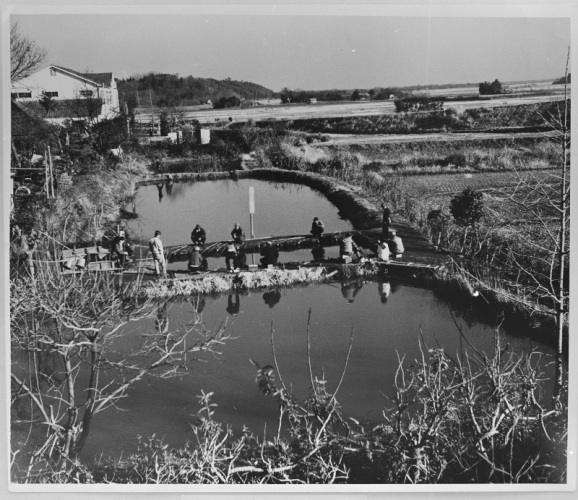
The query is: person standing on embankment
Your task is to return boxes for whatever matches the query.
[148,230,166,277]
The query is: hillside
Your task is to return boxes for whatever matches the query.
[118,72,274,108]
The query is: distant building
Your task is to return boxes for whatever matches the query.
[310,97,317,104]
[11,64,120,123]
[358,93,370,101]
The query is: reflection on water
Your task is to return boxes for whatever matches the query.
[128,180,353,256]
[80,279,556,461]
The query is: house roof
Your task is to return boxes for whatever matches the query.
[51,65,113,88]
[13,98,103,120]
[84,73,114,87]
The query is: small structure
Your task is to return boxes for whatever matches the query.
[199,129,211,145]
[310,97,317,104]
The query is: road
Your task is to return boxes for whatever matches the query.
[135,93,566,126]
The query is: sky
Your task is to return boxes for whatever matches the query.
[12,13,571,91]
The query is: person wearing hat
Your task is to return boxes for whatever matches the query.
[111,230,133,268]
[148,230,166,277]
[231,223,245,245]
[388,230,405,258]
[190,224,207,247]
[310,217,325,241]
[187,245,207,273]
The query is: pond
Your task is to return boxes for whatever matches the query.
[127,178,354,267]
[79,279,556,461]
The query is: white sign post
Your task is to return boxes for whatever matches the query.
[249,187,255,264]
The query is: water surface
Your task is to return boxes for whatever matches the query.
[80,280,555,461]
[128,179,354,267]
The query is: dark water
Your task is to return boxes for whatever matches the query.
[80,280,556,461]
[127,179,354,267]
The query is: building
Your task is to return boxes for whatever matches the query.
[11,65,120,123]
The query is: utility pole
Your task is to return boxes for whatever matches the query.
[148,88,155,134]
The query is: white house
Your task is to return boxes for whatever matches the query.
[11,65,120,123]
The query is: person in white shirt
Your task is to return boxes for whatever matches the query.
[376,239,390,262]
[148,230,166,277]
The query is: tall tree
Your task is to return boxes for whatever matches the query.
[10,21,47,82]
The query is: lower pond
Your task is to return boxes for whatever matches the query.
[128,178,354,267]
[80,279,556,461]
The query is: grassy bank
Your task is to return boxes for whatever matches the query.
[140,263,383,299]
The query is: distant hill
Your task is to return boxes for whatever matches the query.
[118,72,274,109]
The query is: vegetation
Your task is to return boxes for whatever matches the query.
[117,72,274,109]
[260,102,563,136]
[479,79,507,95]
[552,74,570,84]
[10,21,47,82]
[23,329,567,484]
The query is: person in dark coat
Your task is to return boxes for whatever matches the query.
[231,223,245,244]
[381,203,391,239]
[111,230,133,268]
[310,217,325,240]
[190,224,207,247]
[259,241,279,267]
[235,244,248,270]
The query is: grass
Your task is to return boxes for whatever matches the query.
[141,267,334,299]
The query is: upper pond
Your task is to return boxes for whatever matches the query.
[128,178,354,266]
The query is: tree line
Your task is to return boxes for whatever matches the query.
[117,72,274,109]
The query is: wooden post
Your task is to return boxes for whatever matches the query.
[44,150,49,199]
[48,146,55,198]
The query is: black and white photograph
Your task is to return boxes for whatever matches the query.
[4,1,576,494]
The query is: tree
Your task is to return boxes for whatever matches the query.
[11,265,228,479]
[351,89,360,101]
[10,21,47,82]
[450,187,484,227]
[479,79,505,96]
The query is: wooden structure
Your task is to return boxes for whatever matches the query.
[61,246,115,274]
[165,229,379,262]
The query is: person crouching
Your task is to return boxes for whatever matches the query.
[188,246,207,273]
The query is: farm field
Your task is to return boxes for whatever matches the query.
[399,169,556,197]
[134,87,568,125]
[316,130,559,146]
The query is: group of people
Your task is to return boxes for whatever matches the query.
[143,205,405,277]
